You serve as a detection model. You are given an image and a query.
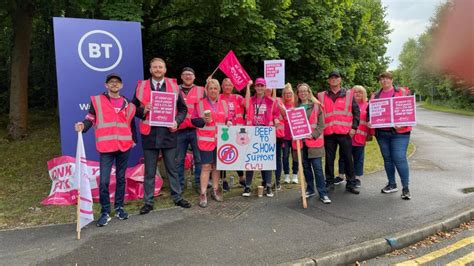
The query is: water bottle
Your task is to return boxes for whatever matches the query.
[229,175,234,188]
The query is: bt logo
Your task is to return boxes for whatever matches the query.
[77,30,122,72]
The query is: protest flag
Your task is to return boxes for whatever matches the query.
[210,50,251,91]
[74,132,94,239]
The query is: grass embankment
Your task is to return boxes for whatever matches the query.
[0,111,413,229]
[420,102,474,116]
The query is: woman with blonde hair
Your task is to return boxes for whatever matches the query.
[293,83,331,203]
[338,85,370,188]
[275,83,299,188]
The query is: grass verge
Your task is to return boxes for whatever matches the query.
[0,111,413,230]
[420,102,474,116]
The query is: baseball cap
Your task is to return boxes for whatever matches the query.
[255,77,266,86]
[181,67,195,74]
[328,70,341,79]
[106,73,122,83]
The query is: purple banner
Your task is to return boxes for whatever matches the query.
[53,17,144,164]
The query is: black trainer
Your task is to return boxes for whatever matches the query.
[242,187,251,197]
[381,183,398,193]
[223,181,230,192]
[139,204,153,215]
[401,188,411,200]
[175,199,191,208]
[334,176,345,185]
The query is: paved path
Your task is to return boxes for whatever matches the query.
[1,107,473,265]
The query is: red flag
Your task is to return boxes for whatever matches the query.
[218,50,251,91]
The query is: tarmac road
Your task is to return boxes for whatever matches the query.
[0,107,472,265]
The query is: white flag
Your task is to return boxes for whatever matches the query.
[74,132,94,229]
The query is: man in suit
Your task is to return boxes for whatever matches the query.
[132,58,191,214]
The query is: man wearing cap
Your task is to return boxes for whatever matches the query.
[317,71,361,194]
[75,73,138,226]
[176,67,205,192]
[132,58,191,215]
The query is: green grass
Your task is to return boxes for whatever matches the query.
[0,111,413,229]
[420,102,474,116]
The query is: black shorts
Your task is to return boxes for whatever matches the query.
[200,148,217,164]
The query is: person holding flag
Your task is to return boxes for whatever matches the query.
[75,73,137,227]
[243,78,280,197]
[219,78,246,190]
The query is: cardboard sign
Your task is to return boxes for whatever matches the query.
[149,91,176,127]
[370,95,416,128]
[264,60,285,89]
[286,107,311,140]
[217,126,276,171]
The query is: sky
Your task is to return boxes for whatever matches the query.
[381,0,447,70]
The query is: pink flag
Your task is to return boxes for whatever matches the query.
[218,50,251,91]
[74,132,94,229]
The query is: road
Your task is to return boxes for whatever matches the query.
[0,107,473,265]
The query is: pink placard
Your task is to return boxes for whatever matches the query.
[393,96,416,126]
[369,98,392,128]
[149,91,176,127]
[286,107,312,140]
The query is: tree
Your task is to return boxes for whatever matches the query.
[7,0,34,139]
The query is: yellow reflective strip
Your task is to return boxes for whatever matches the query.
[344,89,352,112]
[138,80,146,101]
[143,120,150,125]
[97,135,133,142]
[446,251,474,266]
[359,120,367,125]
[186,104,194,108]
[326,121,352,126]
[202,126,216,130]
[332,110,352,115]
[396,236,474,266]
[356,129,367,136]
[93,95,104,125]
[197,136,215,141]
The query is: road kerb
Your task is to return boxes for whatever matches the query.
[282,207,473,266]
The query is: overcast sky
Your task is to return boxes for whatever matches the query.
[381,0,446,70]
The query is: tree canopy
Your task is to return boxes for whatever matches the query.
[1,0,392,138]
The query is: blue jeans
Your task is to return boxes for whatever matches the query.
[301,146,327,197]
[246,170,272,188]
[176,128,201,190]
[99,149,130,214]
[338,145,365,177]
[375,130,410,188]
[276,139,298,184]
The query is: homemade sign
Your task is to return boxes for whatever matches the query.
[217,126,276,171]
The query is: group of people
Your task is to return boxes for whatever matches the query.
[75,57,412,227]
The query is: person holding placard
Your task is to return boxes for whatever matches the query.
[276,83,299,188]
[338,85,371,188]
[243,78,281,197]
[219,78,246,190]
[370,72,412,200]
[74,73,137,226]
[293,83,331,204]
[191,79,230,207]
[132,58,191,215]
[317,71,360,195]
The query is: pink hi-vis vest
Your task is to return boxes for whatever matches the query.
[195,98,228,151]
[318,90,354,135]
[246,95,276,126]
[292,103,324,149]
[91,95,136,153]
[275,98,286,138]
[219,93,245,125]
[135,78,180,135]
[353,102,369,145]
[179,85,204,130]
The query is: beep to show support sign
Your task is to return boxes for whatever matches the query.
[369,95,417,128]
[217,126,276,171]
[53,17,143,164]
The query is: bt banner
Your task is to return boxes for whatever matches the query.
[53,17,143,164]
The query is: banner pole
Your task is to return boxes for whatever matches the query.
[209,66,219,79]
[76,186,81,240]
[296,140,307,208]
